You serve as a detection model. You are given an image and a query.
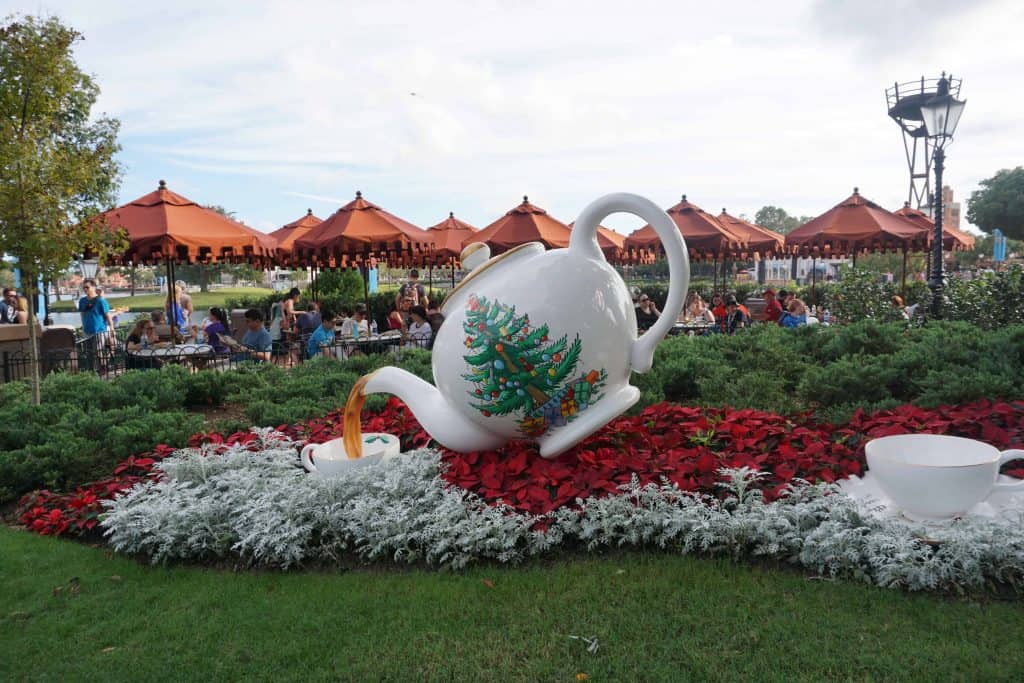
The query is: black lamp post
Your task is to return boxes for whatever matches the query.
[919,73,966,318]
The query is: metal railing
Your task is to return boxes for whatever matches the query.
[1,334,435,383]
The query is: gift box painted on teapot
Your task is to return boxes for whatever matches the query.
[347,193,690,459]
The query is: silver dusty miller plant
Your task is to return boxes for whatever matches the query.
[101,432,1024,593]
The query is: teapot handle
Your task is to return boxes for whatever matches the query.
[570,193,689,373]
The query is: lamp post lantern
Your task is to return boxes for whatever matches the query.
[79,258,99,281]
[918,73,966,318]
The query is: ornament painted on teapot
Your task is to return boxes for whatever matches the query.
[344,193,690,459]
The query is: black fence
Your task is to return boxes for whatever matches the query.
[1,333,433,384]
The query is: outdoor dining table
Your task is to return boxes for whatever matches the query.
[129,343,216,358]
[671,321,716,336]
[330,331,404,358]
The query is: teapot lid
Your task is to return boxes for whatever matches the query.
[442,242,544,316]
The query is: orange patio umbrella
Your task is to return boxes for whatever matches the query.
[716,209,785,257]
[428,211,479,260]
[293,191,430,311]
[625,195,746,291]
[568,221,626,260]
[786,188,931,301]
[894,202,975,251]
[624,195,746,261]
[100,180,279,265]
[293,191,431,267]
[785,188,929,259]
[270,208,323,258]
[428,211,479,287]
[97,180,279,338]
[467,196,571,254]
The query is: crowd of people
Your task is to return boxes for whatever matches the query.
[271,270,446,361]
[634,287,819,335]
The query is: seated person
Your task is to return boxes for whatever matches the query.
[238,308,273,362]
[710,294,727,322]
[635,293,660,333]
[681,293,715,323]
[407,305,432,345]
[202,307,232,353]
[125,318,162,369]
[306,308,337,359]
[722,295,750,334]
[339,304,369,339]
[779,298,808,328]
[296,300,322,335]
[125,317,161,350]
[426,311,445,351]
[387,301,406,332]
[891,295,911,321]
[763,289,783,323]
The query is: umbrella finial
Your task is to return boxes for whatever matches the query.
[449,211,454,218]
[853,186,859,195]
[904,201,910,207]
[307,208,312,215]
[356,190,362,199]
[158,179,167,190]
[681,194,687,202]
[522,195,529,204]
[722,207,727,214]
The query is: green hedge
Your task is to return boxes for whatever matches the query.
[3,322,1023,504]
[633,320,1024,422]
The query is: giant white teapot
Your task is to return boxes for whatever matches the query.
[346,193,690,459]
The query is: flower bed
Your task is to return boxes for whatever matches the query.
[97,435,1024,595]
[17,398,1024,538]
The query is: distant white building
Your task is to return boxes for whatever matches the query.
[762,256,847,284]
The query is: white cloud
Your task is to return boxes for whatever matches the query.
[15,0,1024,233]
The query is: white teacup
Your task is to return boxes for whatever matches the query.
[865,434,1024,520]
[300,432,401,477]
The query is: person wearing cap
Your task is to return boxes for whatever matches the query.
[763,288,783,323]
[723,295,749,334]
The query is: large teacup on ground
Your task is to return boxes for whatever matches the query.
[865,434,1024,520]
[300,433,400,477]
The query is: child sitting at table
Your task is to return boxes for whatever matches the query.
[306,308,336,359]
[339,304,369,339]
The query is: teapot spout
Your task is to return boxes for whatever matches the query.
[360,367,506,453]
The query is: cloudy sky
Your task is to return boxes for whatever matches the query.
[6,0,1023,234]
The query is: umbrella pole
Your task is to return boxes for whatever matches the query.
[166,258,177,341]
[901,248,908,300]
[362,261,370,320]
[811,256,817,306]
[451,257,456,289]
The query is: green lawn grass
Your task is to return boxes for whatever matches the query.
[3,527,1023,681]
[49,288,274,312]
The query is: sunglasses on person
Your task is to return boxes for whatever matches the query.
[639,297,649,302]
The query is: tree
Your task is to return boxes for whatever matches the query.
[0,15,124,403]
[461,294,606,438]
[966,167,1024,240]
[753,206,813,234]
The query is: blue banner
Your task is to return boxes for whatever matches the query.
[368,267,378,293]
[994,229,1006,262]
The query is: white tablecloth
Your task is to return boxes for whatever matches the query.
[130,344,215,358]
